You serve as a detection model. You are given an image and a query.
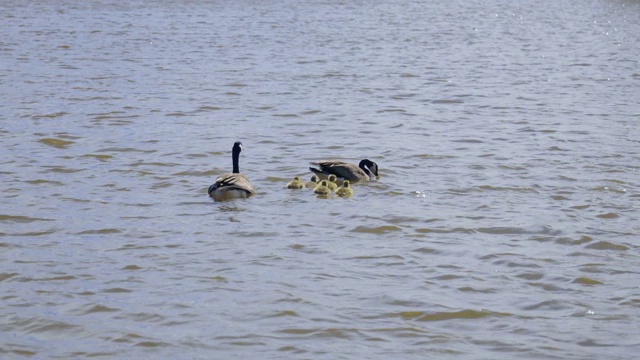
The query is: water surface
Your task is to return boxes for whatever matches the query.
[1,0,640,358]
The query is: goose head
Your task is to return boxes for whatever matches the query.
[359,159,379,180]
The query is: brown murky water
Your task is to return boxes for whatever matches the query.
[2,0,639,358]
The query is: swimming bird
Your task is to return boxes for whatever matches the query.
[309,159,379,183]
[335,180,353,198]
[313,180,331,197]
[286,176,304,189]
[326,174,338,191]
[305,175,319,188]
[208,141,255,201]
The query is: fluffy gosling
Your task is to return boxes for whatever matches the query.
[313,180,331,198]
[305,175,319,188]
[286,176,305,189]
[326,174,338,191]
[335,180,353,198]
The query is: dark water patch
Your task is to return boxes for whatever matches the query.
[15,317,82,335]
[175,169,218,176]
[135,341,169,348]
[102,287,132,293]
[97,147,157,153]
[4,348,37,357]
[585,241,628,251]
[38,138,74,148]
[432,99,464,104]
[196,105,221,111]
[571,204,590,210]
[515,272,544,280]
[457,287,498,293]
[412,247,438,254]
[431,274,465,281]
[24,179,64,185]
[10,229,58,237]
[556,236,592,246]
[81,154,113,161]
[0,272,19,282]
[70,304,119,315]
[351,225,402,234]
[121,265,142,270]
[477,185,538,193]
[273,113,299,117]
[40,165,83,174]
[596,212,620,219]
[415,227,475,234]
[76,229,121,235]
[572,277,603,285]
[527,282,566,292]
[277,327,360,339]
[31,112,68,120]
[376,108,407,113]
[387,309,511,322]
[229,231,280,237]
[0,215,55,223]
[520,300,572,311]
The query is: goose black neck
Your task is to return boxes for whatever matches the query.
[359,159,373,177]
[232,143,242,174]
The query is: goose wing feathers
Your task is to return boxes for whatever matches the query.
[208,173,255,195]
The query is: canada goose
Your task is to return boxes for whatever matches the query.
[309,159,379,182]
[326,174,338,191]
[335,180,353,198]
[313,180,331,197]
[208,141,255,201]
[286,176,304,189]
[305,175,319,188]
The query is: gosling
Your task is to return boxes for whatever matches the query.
[286,176,305,189]
[335,180,353,198]
[313,180,331,197]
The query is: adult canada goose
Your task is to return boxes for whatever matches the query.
[313,180,331,197]
[286,176,304,189]
[305,175,319,188]
[309,159,379,183]
[335,180,353,198]
[326,174,338,191]
[208,141,255,201]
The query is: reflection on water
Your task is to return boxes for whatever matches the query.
[2,0,640,358]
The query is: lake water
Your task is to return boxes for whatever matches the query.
[1,0,639,358]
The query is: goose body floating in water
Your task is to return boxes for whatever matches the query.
[335,180,353,198]
[305,175,319,188]
[286,176,304,189]
[208,141,255,201]
[309,159,379,183]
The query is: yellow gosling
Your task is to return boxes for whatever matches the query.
[305,175,319,188]
[326,174,338,191]
[313,180,331,198]
[286,176,304,189]
[335,180,353,198]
